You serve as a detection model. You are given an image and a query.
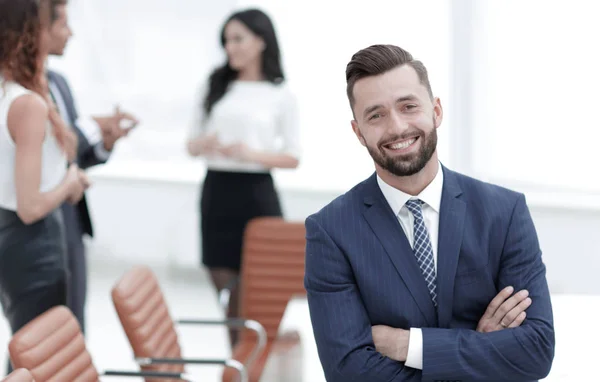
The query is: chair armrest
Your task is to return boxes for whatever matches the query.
[175,318,266,368]
[136,357,247,382]
[218,276,240,312]
[102,369,192,381]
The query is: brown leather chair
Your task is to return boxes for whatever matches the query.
[2,369,34,382]
[111,266,252,382]
[8,306,193,381]
[221,217,307,382]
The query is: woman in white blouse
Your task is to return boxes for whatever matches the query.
[187,8,300,347]
[0,0,88,373]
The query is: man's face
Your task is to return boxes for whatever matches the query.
[48,5,72,56]
[350,65,443,177]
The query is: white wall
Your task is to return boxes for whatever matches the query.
[48,0,237,139]
[233,0,454,188]
[468,0,600,193]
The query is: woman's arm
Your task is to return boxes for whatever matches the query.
[219,144,299,168]
[8,93,78,224]
[186,83,220,157]
[249,85,302,169]
[249,151,299,169]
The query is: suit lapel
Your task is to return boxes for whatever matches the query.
[362,174,437,326]
[436,167,466,327]
[47,71,76,125]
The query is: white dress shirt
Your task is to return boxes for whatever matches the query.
[376,161,444,370]
[188,80,301,173]
[48,78,111,162]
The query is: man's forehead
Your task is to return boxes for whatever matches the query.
[353,65,425,110]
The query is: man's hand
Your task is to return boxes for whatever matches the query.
[93,106,139,151]
[371,325,410,362]
[477,286,531,333]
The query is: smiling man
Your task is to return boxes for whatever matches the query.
[304,44,555,382]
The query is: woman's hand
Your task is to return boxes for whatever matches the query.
[47,102,78,162]
[64,164,86,204]
[218,142,256,162]
[62,128,78,163]
[64,165,91,205]
[188,133,222,156]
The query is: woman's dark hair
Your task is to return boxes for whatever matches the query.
[0,0,45,93]
[203,8,284,117]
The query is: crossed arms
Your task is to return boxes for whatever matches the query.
[304,195,555,382]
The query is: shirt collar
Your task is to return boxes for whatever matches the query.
[377,161,444,215]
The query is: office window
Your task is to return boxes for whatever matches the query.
[50,0,452,190]
[236,0,453,189]
[469,0,600,193]
[48,0,237,162]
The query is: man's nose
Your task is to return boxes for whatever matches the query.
[387,110,409,134]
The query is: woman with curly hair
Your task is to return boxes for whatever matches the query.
[0,0,89,371]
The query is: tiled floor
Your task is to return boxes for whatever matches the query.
[0,253,231,381]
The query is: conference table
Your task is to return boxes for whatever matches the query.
[260,294,600,381]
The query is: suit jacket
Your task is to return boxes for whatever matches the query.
[47,70,108,239]
[304,165,555,382]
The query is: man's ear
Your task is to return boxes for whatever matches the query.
[433,97,443,129]
[351,120,366,147]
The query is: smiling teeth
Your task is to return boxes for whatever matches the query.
[389,138,416,150]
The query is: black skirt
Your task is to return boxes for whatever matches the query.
[0,207,68,317]
[200,170,282,271]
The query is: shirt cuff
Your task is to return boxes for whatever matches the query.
[94,141,112,161]
[76,116,103,145]
[405,327,423,370]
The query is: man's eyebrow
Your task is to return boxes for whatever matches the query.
[363,104,383,116]
[395,94,419,103]
[363,95,420,117]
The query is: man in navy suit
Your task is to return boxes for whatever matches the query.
[304,44,555,381]
[45,0,138,333]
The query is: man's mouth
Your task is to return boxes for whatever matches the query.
[383,136,419,151]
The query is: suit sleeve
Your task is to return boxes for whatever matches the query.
[75,126,107,169]
[421,194,555,381]
[304,215,420,382]
[55,74,108,169]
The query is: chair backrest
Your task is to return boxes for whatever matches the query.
[111,266,185,381]
[8,306,99,381]
[2,368,35,382]
[239,217,307,342]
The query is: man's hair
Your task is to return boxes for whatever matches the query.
[345,44,433,111]
[50,0,67,23]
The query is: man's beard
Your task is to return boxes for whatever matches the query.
[364,120,437,177]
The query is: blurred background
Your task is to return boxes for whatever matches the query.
[51,0,600,292]
[3,0,598,380]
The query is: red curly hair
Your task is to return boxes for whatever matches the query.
[0,0,70,148]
